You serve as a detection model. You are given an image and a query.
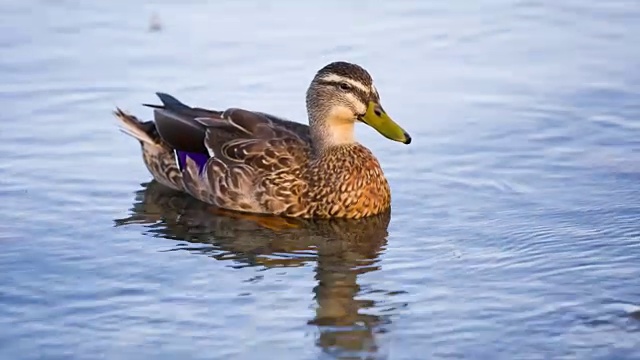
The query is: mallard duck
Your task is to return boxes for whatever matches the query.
[114,61,411,219]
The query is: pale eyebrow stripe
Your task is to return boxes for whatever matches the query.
[318,74,370,93]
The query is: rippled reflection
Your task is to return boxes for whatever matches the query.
[115,181,399,358]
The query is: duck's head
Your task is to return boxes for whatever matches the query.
[306,61,411,148]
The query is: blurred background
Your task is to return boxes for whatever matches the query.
[0,0,639,359]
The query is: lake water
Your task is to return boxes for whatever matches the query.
[1,0,639,359]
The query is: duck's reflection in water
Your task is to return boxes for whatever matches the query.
[116,181,403,358]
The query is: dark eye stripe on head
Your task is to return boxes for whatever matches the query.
[316,80,371,103]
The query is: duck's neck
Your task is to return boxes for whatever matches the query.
[309,111,356,154]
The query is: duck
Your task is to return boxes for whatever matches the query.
[114,61,411,219]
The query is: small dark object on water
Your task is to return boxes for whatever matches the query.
[149,12,162,32]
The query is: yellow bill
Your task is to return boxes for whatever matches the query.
[359,101,411,144]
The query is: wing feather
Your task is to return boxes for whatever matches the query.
[141,92,313,215]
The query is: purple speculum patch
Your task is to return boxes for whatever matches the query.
[175,150,209,174]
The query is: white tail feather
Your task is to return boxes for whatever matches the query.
[118,126,155,146]
[114,109,157,146]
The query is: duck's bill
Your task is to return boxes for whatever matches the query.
[360,101,411,144]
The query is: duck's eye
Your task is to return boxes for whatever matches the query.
[339,82,352,91]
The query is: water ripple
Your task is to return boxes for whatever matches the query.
[1,0,640,359]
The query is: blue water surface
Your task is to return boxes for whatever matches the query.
[0,0,639,359]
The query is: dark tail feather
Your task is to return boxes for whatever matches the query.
[157,92,192,110]
[143,92,191,112]
[143,92,224,119]
[153,108,209,154]
[142,103,163,109]
[140,92,217,154]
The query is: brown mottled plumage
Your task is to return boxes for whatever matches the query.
[115,61,411,219]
